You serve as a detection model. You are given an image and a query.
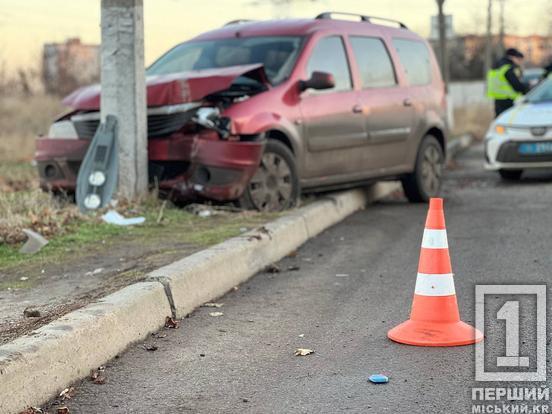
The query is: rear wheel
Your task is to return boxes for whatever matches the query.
[238,140,300,211]
[401,135,444,202]
[498,169,523,180]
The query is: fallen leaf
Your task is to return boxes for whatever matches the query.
[209,312,224,317]
[59,386,76,400]
[143,344,158,351]
[19,408,43,414]
[294,348,314,356]
[90,367,106,384]
[201,302,224,308]
[264,264,280,273]
[287,250,298,258]
[164,316,179,329]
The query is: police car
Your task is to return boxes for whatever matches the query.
[485,77,552,180]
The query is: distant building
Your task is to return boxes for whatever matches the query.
[453,34,552,68]
[42,38,100,96]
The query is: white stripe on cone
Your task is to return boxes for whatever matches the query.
[421,229,448,249]
[414,273,456,296]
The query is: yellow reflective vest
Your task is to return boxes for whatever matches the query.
[486,64,523,100]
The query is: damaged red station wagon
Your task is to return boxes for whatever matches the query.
[36,12,448,211]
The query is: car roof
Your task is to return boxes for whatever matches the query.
[192,18,420,41]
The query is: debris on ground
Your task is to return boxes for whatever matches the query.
[294,348,314,356]
[19,407,44,414]
[201,302,224,308]
[287,250,298,258]
[247,234,262,241]
[57,407,70,414]
[23,307,41,318]
[90,367,106,385]
[152,332,167,339]
[59,387,76,401]
[298,334,304,338]
[287,265,300,271]
[209,312,224,317]
[20,276,29,281]
[335,273,349,278]
[19,229,49,254]
[185,204,218,218]
[143,343,158,352]
[368,374,389,384]
[164,316,179,329]
[264,263,281,273]
[101,210,145,226]
[85,268,104,276]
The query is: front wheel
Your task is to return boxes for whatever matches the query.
[401,135,444,202]
[238,140,300,211]
[498,169,523,180]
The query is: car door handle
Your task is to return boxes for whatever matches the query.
[403,98,412,107]
[352,105,363,114]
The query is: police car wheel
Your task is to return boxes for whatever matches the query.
[498,169,523,180]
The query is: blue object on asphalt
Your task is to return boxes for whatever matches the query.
[368,374,389,384]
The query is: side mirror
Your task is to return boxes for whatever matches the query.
[299,71,335,92]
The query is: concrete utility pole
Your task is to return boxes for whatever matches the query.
[484,0,493,76]
[100,0,148,200]
[436,0,449,90]
[498,0,506,55]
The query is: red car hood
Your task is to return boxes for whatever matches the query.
[62,64,268,110]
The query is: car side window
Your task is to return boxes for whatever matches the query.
[392,38,432,86]
[349,36,396,88]
[306,36,352,92]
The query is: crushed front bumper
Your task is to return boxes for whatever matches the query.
[36,131,265,201]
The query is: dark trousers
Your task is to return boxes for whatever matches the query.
[494,99,514,117]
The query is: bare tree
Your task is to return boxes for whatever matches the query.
[484,0,493,75]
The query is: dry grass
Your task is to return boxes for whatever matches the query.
[452,103,494,141]
[0,94,66,162]
[0,189,84,244]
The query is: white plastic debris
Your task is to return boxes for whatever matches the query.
[19,229,49,254]
[102,210,145,226]
[198,210,212,218]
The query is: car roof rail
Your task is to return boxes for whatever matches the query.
[315,12,408,29]
[224,19,256,27]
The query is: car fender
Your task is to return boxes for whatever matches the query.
[231,112,304,174]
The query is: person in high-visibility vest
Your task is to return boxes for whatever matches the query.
[487,48,529,117]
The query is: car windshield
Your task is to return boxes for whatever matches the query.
[147,36,304,85]
[525,78,552,103]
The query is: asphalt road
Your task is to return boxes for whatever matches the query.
[51,143,552,414]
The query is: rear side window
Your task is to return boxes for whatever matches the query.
[306,36,352,92]
[349,36,396,88]
[392,39,432,86]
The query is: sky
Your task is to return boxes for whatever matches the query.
[0,0,550,73]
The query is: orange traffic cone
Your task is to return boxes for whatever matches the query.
[388,198,483,346]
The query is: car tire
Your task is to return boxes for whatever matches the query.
[238,139,300,211]
[401,134,444,203]
[498,169,523,180]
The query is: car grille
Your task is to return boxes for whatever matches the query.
[496,141,552,163]
[73,112,195,140]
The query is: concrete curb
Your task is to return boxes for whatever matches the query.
[149,182,399,318]
[446,133,473,162]
[0,282,171,414]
